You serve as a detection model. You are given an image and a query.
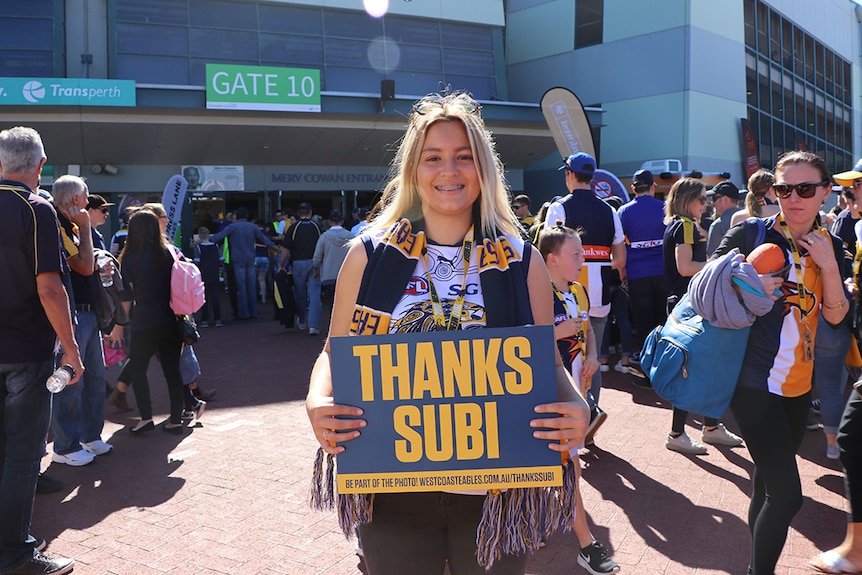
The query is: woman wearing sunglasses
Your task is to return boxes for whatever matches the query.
[305,92,589,574]
[713,151,847,575]
[661,178,743,454]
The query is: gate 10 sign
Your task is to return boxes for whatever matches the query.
[330,325,563,494]
[205,63,320,112]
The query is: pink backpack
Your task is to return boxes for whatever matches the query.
[170,247,206,315]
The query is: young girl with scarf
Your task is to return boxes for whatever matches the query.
[306,92,589,574]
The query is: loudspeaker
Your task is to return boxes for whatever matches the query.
[380,79,395,101]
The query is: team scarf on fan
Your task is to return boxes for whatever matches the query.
[309,217,578,570]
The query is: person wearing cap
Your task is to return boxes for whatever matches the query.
[511,194,535,230]
[278,202,322,334]
[618,169,667,389]
[210,206,275,320]
[312,210,355,327]
[833,160,862,262]
[545,152,626,445]
[86,194,114,250]
[705,181,741,255]
[807,167,861,465]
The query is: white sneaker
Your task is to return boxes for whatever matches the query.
[309,328,320,336]
[701,424,743,447]
[613,360,629,374]
[665,432,708,455]
[81,439,113,455]
[52,449,96,466]
[297,321,308,331]
[827,444,840,460]
[599,363,610,373]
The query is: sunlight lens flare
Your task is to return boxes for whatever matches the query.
[364,0,389,18]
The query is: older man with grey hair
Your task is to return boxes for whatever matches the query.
[0,126,80,575]
[50,175,113,469]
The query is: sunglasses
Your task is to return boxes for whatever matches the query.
[772,181,830,199]
[99,207,110,214]
[412,98,482,117]
[696,196,708,205]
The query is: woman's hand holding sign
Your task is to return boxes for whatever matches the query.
[307,353,365,455]
[531,400,589,450]
[307,398,365,455]
[531,365,590,450]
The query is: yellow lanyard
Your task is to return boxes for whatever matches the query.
[553,283,588,352]
[424,226,474,331]
[777,214,816,362]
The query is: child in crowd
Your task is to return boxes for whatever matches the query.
[194,227,223,327]
[539,225,620,575]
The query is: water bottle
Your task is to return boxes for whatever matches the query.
[97,254,113,287]
[46,365,75,393]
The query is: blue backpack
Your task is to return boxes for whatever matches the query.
[639,218,766,418]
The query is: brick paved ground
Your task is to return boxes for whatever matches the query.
[32,307,847,575]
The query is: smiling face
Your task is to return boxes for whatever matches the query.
[416,120,481,225]
[775,162,830,230]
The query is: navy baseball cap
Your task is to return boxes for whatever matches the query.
[632,169,654,188]
[558,152,596,176]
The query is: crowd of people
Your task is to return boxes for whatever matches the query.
[3,89,862,575]
[303,92,862,575]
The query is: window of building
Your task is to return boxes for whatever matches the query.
[744,0,756,49]
[259,5,321,36]
[744,0,852,173]
[575,0,603,49]
[0,0,57,77]
[109,1,500,99]
[260,34,323,67]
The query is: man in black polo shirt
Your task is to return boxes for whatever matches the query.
[0,126,81,575]
[278,202,322,335]
[50,175,113,467]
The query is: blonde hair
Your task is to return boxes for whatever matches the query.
[127,202,167,220]
[537,225,582,262]
[365,92,521,239]
[664,178,705,224]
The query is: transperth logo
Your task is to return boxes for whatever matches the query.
[22,81,45,103]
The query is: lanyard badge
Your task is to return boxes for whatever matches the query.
[425,226,474,331]
[777,215,815,362]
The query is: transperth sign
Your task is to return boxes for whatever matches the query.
[0,77,136,106]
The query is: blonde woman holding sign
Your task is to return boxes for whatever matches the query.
[306,92,589,574]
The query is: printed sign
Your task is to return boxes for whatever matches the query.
[330,325,562,494]
[161,175,188,244]
[0,77,136,107]
[206,63,320,112]
[540,86,595,160]
[181,165,244,191]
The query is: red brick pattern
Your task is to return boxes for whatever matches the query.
[32,316,847,575]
